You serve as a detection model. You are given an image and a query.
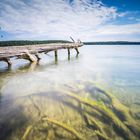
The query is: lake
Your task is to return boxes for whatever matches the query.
[0,45,140,140]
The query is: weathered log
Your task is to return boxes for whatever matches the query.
[2,58,12,65]
[35,53,41,61]
[75,48,79,54]
[0,42,83,65]
[24,50,37,62]
[68,48,70,60]
[68,48,70,56]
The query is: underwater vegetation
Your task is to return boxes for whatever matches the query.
[1,81,140,140]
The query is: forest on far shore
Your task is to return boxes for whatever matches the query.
[0,40,140,47]
[0,40,71,47]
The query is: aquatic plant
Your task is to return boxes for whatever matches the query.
[42,116,85,140]
[21,96,85,140]
[95,130,110,140]
[21,125,33,140]
[61,91,137,139]
[85,113,110,140]
[93,83,140,137]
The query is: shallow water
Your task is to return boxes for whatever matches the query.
[0,45,140,140]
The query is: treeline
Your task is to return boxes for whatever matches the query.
[1,40,140,47]
[84,41,140,45]
[0,40,71,47]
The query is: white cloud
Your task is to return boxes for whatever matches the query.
[0,0,140,41]
[96,23,140,35]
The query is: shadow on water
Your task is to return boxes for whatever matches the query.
[0,101,29,140]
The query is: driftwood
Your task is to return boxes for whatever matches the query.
[0,41,83,65]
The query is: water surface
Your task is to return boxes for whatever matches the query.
[0,45,140,140]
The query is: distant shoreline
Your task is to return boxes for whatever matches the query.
[84,41,140,45]
[0,40,140,47]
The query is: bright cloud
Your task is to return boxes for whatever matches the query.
[0,0,140,41]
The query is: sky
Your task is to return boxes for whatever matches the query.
[0,0,140,41]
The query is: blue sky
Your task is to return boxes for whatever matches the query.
[0,0,140,41]
[102,0,140,11]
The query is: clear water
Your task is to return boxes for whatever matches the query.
[0,45,140,140]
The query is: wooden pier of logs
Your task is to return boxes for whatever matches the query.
[0,40,83,66]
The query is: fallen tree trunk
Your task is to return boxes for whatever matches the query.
[0,42,83,65]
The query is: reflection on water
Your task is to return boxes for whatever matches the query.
[0,46,140,140]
